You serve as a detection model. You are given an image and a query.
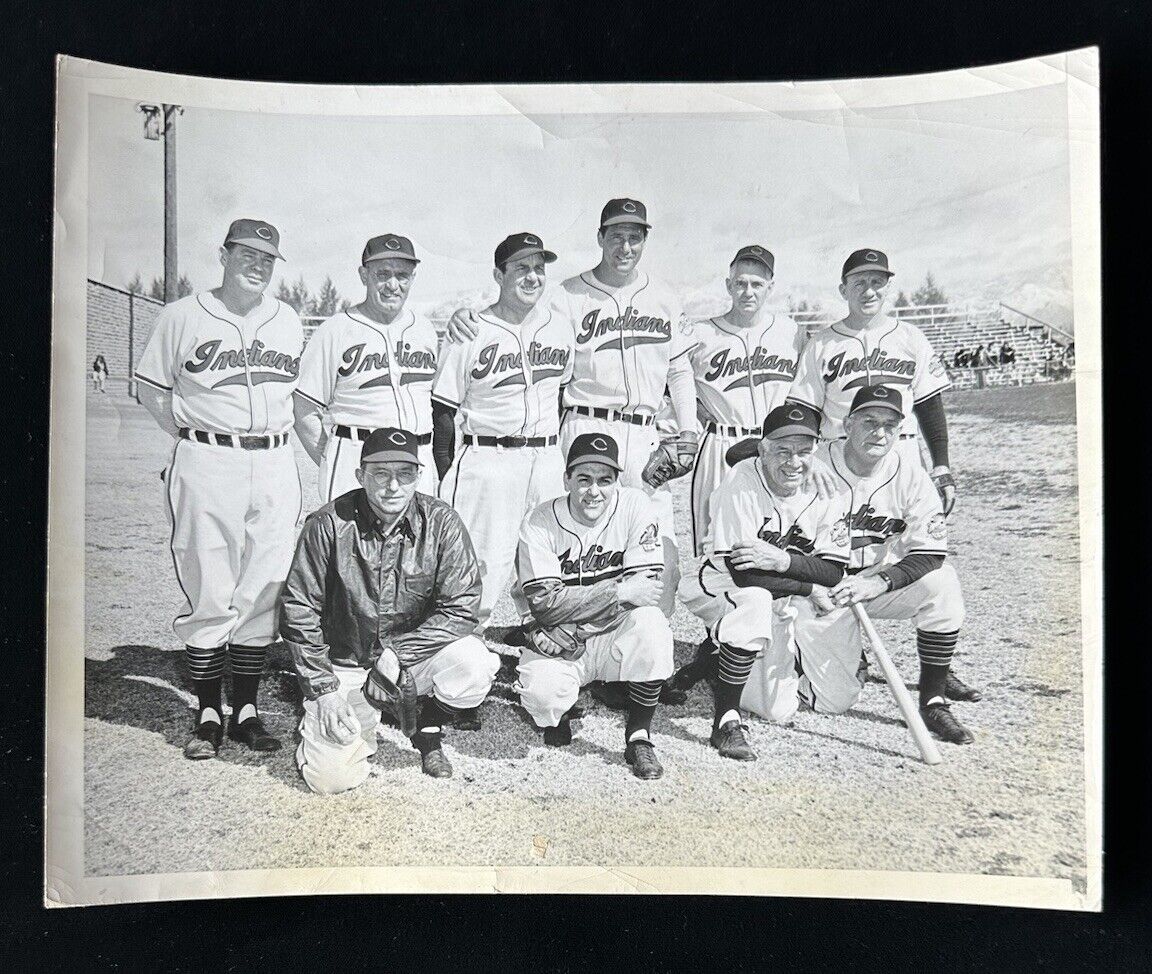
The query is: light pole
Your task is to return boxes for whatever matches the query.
[139,103,183,303]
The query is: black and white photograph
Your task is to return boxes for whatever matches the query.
[47,51,1101,908]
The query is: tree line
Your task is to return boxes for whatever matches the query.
[127,271,352,316]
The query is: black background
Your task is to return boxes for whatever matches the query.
[4,1,1149,970]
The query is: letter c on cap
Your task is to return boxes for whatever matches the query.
[256,226,272,240]
[788,408,804,421]
[865,251,879,262]
[622,201,637,213]
[752,246,763,254]
[524,235,539,245]
[389,431,407,445]
[590,437,609,451]
[386,238,401,250]
[874,387,889,398]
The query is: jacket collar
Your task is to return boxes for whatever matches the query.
[354,489,418,540]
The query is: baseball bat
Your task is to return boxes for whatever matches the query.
[851,603,943,766]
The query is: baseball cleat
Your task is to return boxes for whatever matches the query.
[454,707,482,731]
[667,637,718,695]
[226,715,282,752]
[658,681,688,706]
[591,681,631,711]
[944,671,983,703]
[624,739,664,780]
[920,702,974,745]
[710,719,757,761]
[184,719,223,760]
[420,748,454,778]
[501,626,529,648]
[543,719,573,747]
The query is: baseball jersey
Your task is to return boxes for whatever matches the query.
[821,440,949,572]
[690,313,805,428]
[555,271,694,416]
[294,307,438,433]
[709,458,849,565]
[787,316,949,439]
[135,291,303,436]
[431,304,573,438]
[517,486,664,589]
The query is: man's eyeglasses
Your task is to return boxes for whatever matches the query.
[363,465,420,486]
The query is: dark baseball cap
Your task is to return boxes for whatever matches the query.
[841,248,894,279]
[565,432,623,473]
[361,427,422,465]
[762,404,821,440]
[362,234,420,265]
[849,384,905,418]
[224,218,284,260]
[494,232,557,269]
[731,244,775,276]
[599,198,651,229]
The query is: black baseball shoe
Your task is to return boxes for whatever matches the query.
[710,719,757,761]
[501,626,529,648]
[624,738,664,780]
[945,671,983,702]
[667,637,718,695]
[543,719,573,747]
[413,732,453,778]
[659,681,688,706]
[227,714,282,752]
[591,681,631,711]
[184,719,223,760]
[455,707,482,731]
[920,702,974,745]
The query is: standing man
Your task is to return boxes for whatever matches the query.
[431,233,573,630]
[686,245,804,556]
[793,385,976,744]
[515,434,674,779]
[133,219,303,759]
[446,200,699,617]
[675,404,849,758]
[280,428,499,792]
[294,234,439,502]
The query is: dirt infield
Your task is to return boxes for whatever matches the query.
[82,383,1085,884]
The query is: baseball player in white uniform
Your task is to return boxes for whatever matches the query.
[793,384,975,744]
[446,200,699,618]
[674,404,849,758]
[515,433,674,779]
[134,219,304,759]
[294,234,439,502]
[431,233,573,630]
[687,245,804,556]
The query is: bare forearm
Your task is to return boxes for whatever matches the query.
[137,385,179,439]
[293,397,326,465]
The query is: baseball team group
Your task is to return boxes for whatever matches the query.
[132,198,981,792]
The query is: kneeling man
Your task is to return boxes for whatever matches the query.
[676,404,849,759]
[515,433,674,780]
[280,427,499,793]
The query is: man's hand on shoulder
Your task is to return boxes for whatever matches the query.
[804,453,838,499]
[445,308,481,345]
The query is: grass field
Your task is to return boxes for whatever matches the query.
[82,382,1086,885]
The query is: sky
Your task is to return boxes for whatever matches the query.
[86,82,1074,322]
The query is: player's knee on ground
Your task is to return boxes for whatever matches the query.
[295,727,373,796]
[914,563,966,632]
[744,681,801,724]
[800,670,864,716]
[516,660,581,728]
[429,635,499,710]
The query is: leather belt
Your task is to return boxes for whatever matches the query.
[705,421,761,437]
[567,405,654,427]
[335,425,431,446]
[835,433,918,441]
[179,428,289,450]
[463,434,558,448]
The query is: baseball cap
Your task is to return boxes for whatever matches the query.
[362,234,420,265]
[841,248,894,279]
[494,232,558,269]
[761,404,821,440]
[848,384,905,418]
[565,433,623,472]
[360,427,423,465]
[224,219,284,260]
[731,245,775,276]
[599,198,651,229]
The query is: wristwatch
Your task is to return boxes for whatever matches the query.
[876,570,895,592]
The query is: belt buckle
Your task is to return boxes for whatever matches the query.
[507,436,526,448]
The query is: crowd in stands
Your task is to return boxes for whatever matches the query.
[951,340,1016,369]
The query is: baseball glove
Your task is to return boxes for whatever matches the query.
[363,660,420,737]
[641,441,680,487]
[526,623,587,661]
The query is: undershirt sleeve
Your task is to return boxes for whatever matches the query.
[912,393,950,468]
[431,400,457,480]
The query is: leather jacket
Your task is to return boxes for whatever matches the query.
[280,489,481,699]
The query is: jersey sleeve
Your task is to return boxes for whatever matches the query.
[294,317,338,408]
[909,327,951,402]
[899,465,949,556]
[786,335,825,412]
[134,304,181,391]
[430,334,472,408]
[516,506,564,587]
[811,495,851,565]
[709,472,759,557]
[622,493,664,573]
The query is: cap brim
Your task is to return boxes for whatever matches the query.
[850,402,904,419]
[732,255,774,272]
[500,247,558,266]
[844,264,894,278]
[364,253,420,265]
[360,450,423,465]
[228,236,285,260]
[600,216,651,229]
[566,453,623,472]
[764,425,819,440]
